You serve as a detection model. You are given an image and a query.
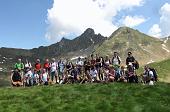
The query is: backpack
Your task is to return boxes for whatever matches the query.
[134,60,139,69]
[150,68,158,80]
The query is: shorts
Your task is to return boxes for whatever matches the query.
[44,81,48,85]
[51,71,56,76]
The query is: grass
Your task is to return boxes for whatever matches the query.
[0,82,170,112]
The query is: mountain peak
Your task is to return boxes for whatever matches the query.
[83,28,95,35]
[109,26,139,38]
[60,37,70,42]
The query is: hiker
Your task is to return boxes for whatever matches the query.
[66,61,73,74]
[126,52,136,67]
[90,66,98,82]
[83,57,92,82]
[108,65,115,82]
[14,58,24,72]
[43,58,50,73]
[41,69,49,85]
[104,55,111,67]
[50,58,58,84]
[11,69,22,87]
[76,57,83,75]
[35,59,41,74]
[24,67,33,86]
[84,57,91,74]
[70,65,79,83]
[148,67,155,85]
[24,59,32,72]
[119,66,127,82]
[24,60,32,86]
[127,63,135,83]
[112,52,121,65]
[95,54,102,80]
[58,60,65,83]
[149,67,158,82]
[32,69,39,85]
[143,66,149,84]
[14,58,24,85]
[103,66,109,82]
[90,54,96,66]
[35,59,41,83]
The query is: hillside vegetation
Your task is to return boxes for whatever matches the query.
[95,27,170,65]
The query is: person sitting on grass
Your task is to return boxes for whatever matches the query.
[32,69,39,85]
[108,65,115,82]
[42,69,49,85]
[24,67,33,86]
[127,63,135,83]
[11,69,22,87]
[119,66,127,82]
[90,66,98,83]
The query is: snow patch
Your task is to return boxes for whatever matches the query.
[162,44,170,53]
[84,48,88,51]
[147,59,155,64]
[71,56,85,61]
[139,44,151,54]
[0,68,3,71]
[142,48,151,54]
[90,38,95,44]
[164,37,169,44]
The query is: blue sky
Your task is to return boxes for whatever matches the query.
[0,0,170,49]
[0,0,53,49]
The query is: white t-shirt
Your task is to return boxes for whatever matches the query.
[112,56,121,65]
[149,71,154,78]
[25,70,33,77]
[90,69,98,78]
[76,61,83,66]
[25,62,32,68]
[42,72,48,82]
[50,62,57,72]
[105,60,110,66]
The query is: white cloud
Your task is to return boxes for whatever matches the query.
[159,3,170,37]
[148,24,162,37]
[46,0,144,41]
[122,15,147,27]
[148,3,170,38]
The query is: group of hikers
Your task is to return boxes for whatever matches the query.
[11,52,158,87]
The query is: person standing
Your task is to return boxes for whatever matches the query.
[50,58,58,84]
[126,52,135,66]
[112,52,121,80]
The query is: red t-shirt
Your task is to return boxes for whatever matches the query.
[35,63,41,71]
[44,62,49,69]
[91,60,96,65]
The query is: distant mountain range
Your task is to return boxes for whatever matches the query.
[0,27,170,71]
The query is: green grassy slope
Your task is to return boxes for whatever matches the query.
[0,83,170,112]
